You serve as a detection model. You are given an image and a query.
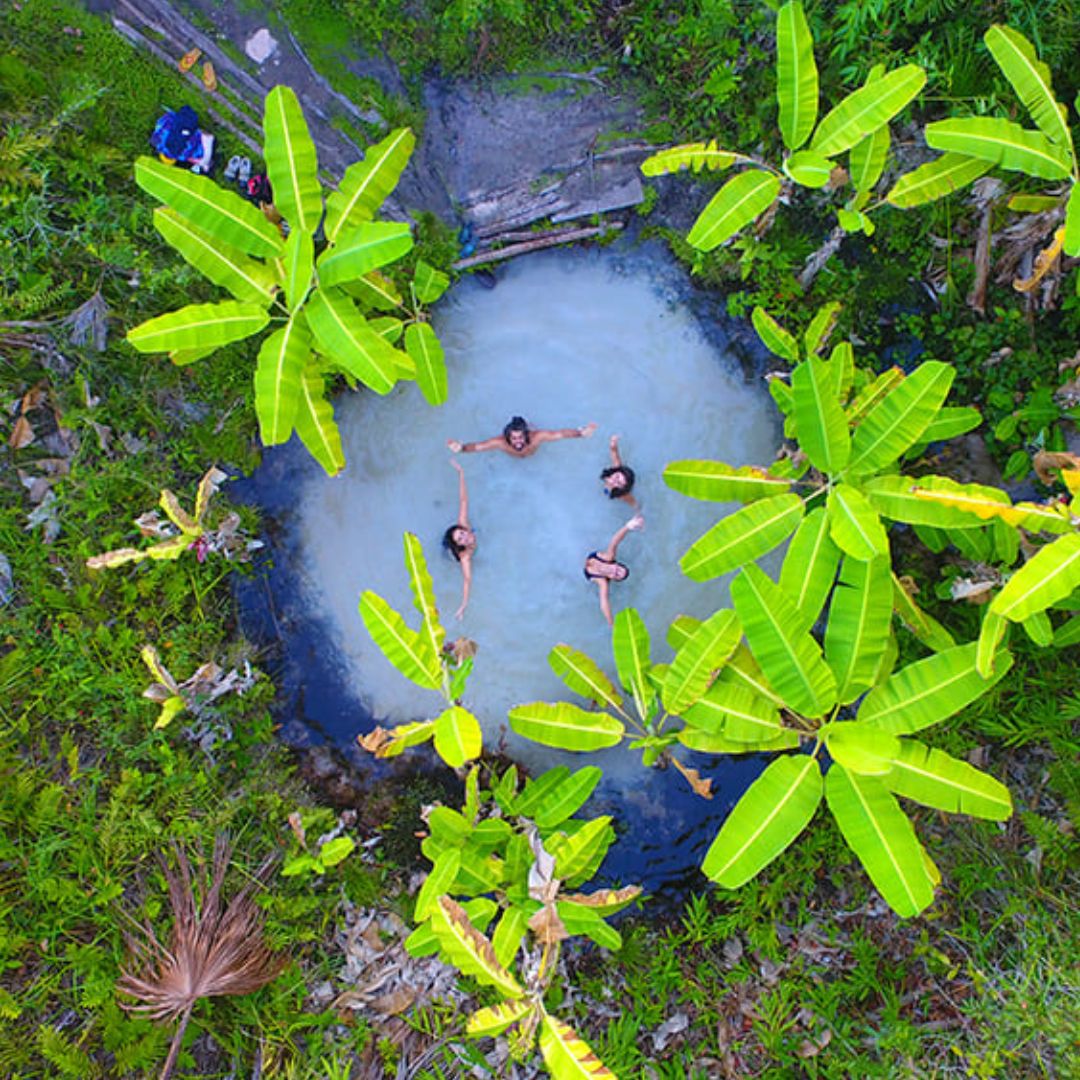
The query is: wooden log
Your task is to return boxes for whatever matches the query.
[452,222,623,271]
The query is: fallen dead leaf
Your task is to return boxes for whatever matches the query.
[671,756,713,799]
[9,415,34,449]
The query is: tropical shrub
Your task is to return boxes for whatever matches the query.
[125,87,450,475]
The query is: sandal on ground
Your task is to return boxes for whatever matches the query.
[237,157,252,184]
[224,155,242,181]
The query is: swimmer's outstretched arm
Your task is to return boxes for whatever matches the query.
[600,513,645,560]
[530,422,598,446]
[447,435,511,455]
[456,553,472,620]
[450,459,470,527]
[609,433,624,468]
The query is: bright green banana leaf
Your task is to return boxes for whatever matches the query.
[681,494,804,581]
[850,119,890,194]
[990,533,1080,622]
[663,609,742,715]
[305,288,399,394]
[254,314,312,445]
[666,615,700,652]
[548,817,614,884]
[779,507,842,633]
[776,1,818,151]
[804,301,841,357]
[613,608,654,724]
[829,341,855,402]
[784,149,833,188]
[822,722,899,776]
[540,1017,615,1080]
[489,908,530,971]
[752,306,799,361]
[433,706,482,767]
[282,227,314,312]
[914,406,982,445]
[811,65,926,158]
[531,767,602,829]
[825,766,935,917]
[664,460,792,503]
[405,323,448,406]
[793,353,850,473]
[468,999,534,1042]
[714,644,787,707]
[1064,185,1080,258]
[679,726,798,754]
[845,360,954,476]
[548,645,624,712]
[701,754,822,887]
[413,259,450,304]
[684,680,783,741]
[359,589,441,689]
[133,157,282,257]
[263,85,323,235]
[732,564,837,718]
[153,208,276,304]
[858,641,1013,734]
[825,555,893,703]
[891,573,955,652]
[888,739,1012,820]
[827,483,889,561]
[846,366,904,425]
[346,270,403,311]
[127,300,269,354]
[293,363,345,475]
[984,25,1073,152]
[976,609,1009,677]
[1024,608,1055,646]
[885,152,992,208]
[318,222,414,287]
[924,117,1072,180]
[687,170,781,251]
[640,140,743,176]
[508,702,624,751]
[403,532,444,662]
[556,899,621,951]
[324,127,416,243]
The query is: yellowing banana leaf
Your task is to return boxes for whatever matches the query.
[318,222,414,287]
[431,897,523,999]
[159,489,197,534]
[846,366,904,426]
[254,314,311,445]
[433,705,482,767]
[1013,226,1065,292]
[134,157,282,257]
[663,608,742,715]
[404,322,448,406]
[401,532,444,667]
[292,363,345,476]
[127,300,270,355]
[153,695,187,730]
[86,536,186,571]
[640,140,744,176]
[890,738,1013,819]
[359,589,442,690]
[924,117,1072,180]
[984,25,1073,153]
[684,680,784,741]
[990,533,1080,622]
[863,474,994,529]
[779,506,842,632]
[885,152,992,208]
[282,226,314,312]
[613,608,654,723]
[540,1016,616,1080]
[825,555,893,703]
[793,354,850,473]
[548,816,614,884]
[776,1,818,150]
[803,301,841,357]
[531,767,603,829]
[858,642,1012,734]
[413,849,461,922]
[701,753,822,887]
[827,483,889,561]
[732,563,837,718]
[561,885,641,917]
[822,721,899,776]
[812,65,926,158]
[305,288,399,394]
[1009,193,1062,213]
[263,85,323,235]
[910,478,1071,533]
[663,459,792,503]
[845,360,954,476]
[825,766,935,917]
[405,896,495,956]
[324,127,416,243]
[1065,184,1080,258]
[687,170,781,251]
[467,999,535,1039]
[193,466,225,526]
[548,644,624,713]
[784,149,833,188]
[357,719,435,759]
[153,208,276,304]
[681,494,804,581]
[752,305,799,361]
[508,702,624,751]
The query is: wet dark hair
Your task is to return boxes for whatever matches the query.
[503,415,530,445]
[443,525,472,561]
[601,464,636,499]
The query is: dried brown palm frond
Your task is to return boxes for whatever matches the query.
[118,835,285,1080]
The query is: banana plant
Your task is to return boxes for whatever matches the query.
[407,763,637,1078]
[126,86,450,476]
[640,1,931,249]
[139,644,252,730]
[357,533,482,767]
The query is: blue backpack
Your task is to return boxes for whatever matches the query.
[150,106,202,164]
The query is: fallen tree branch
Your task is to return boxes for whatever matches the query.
[452,222,624,270]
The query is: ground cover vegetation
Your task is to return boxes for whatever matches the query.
[2,0,1078,1078]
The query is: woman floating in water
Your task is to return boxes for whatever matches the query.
[584,513,644,626]
[447,415,597,458]
[601,434,637,507]
[443,460,476,620]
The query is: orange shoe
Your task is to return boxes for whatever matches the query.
[178,47,201,73]
[201,61,217,91]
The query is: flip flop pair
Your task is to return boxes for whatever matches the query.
[224,157,252,183]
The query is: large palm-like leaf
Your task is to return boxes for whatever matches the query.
[549,645,624,712]
[683,680,783,741]
[924,117,1072,180]
[793,353,850,473]
[687,170,781,251]
[254,314,311,445]
[640,141,744,176]
[292,363,345,476]
[752,305,800,361]
[305,288,400,394]
[433,706,482,767]
[281,227,314,312]
[508,702,624,751]
[317,221,414,287]
[263,85,323,234]
[540,1016,617,1080]
[662,609,742,715]
[681,494,804,581]
[886,740,1012,820]
[663,459,792,503]
[430,897,523,998]
[825,555,893,704]
[612,608,654,723]
[811,65,926,157]
[405,322,448,406]
[779,507,841,632]
[358,590,441,690]
[324,127,416,243]
[128,301,269,355]
[849,67,890,192]
[886,153,992,208]
[989,533,1080,622]
[827,483,889,561]
[403,532,444,662]
[776,1,818,151]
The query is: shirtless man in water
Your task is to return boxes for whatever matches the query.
[448,415,597,458]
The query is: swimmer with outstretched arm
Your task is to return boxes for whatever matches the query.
[601,434,638,507]
[448,415,597,458]
[443,460,476,620]
[584,513,645,626]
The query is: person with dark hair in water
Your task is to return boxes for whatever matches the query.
[443,460,476,619]
[447,416,597,458]
[600,433,637,507]
[584,514,644,626]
